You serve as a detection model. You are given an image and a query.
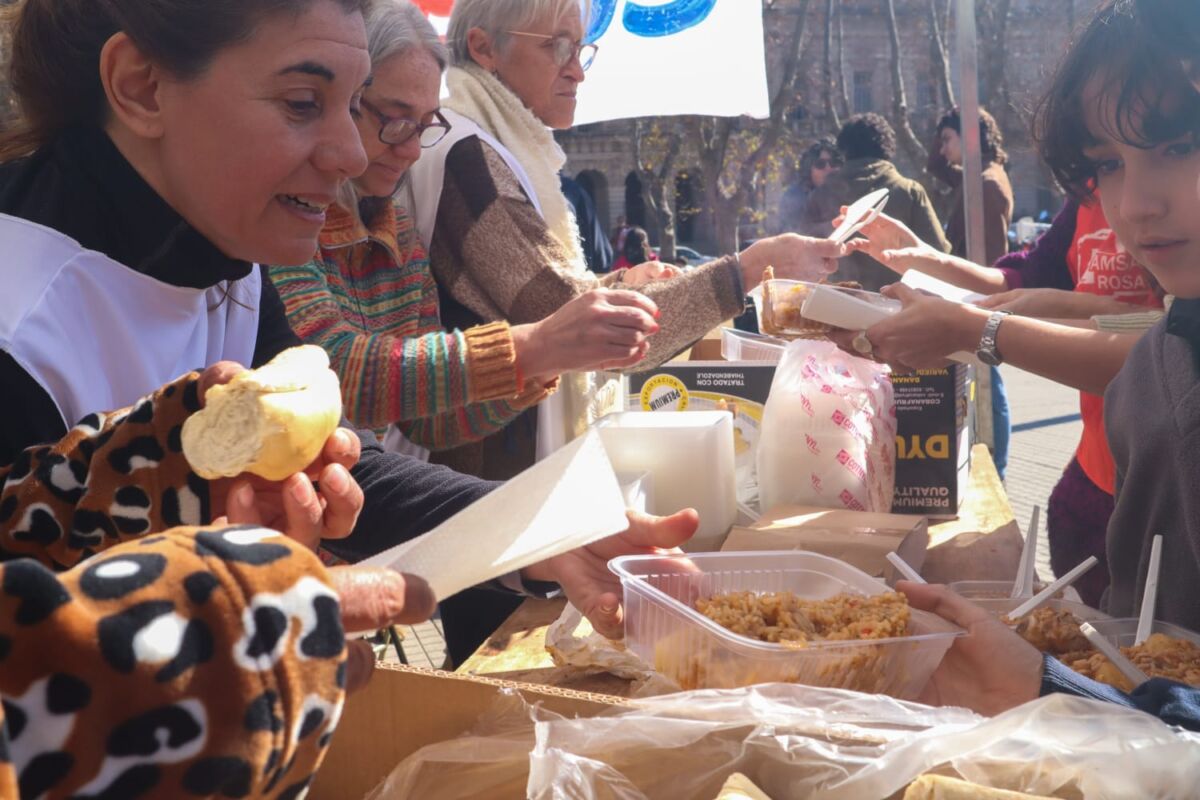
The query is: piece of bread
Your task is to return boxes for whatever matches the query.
[903,775,1057,799]
[182,345,343,481]
[715,773,773,800]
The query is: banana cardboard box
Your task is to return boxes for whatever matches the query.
[890,364,973,517]
[626,362,775,511]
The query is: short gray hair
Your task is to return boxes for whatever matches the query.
[365,0,449,72]
[447,0,591,66]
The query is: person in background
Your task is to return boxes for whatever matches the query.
[561,172,613,272]
[405,0,847,482]
[611,225,656,271]
[778,137,840,234]
[928,106,1014,266]
[805,113,950,290]
[926,106,1015,480]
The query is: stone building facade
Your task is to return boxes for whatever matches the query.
[560,0,1098,255]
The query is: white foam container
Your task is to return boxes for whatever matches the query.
[611,550,963,697]
[597,412,736,552]
[719,327,787,363]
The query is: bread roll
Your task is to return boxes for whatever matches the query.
[715,773,773,800]
[182,345,343,481]
[903,775,1056,799]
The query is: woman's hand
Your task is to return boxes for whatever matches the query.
[897,582,1044,716]
[976,287,1143,319]
[200,362,365,551]
[330,566,437,692]
[621,261,681,287]
[738,233,847,287]
[830,284,988,371]
[835,207,922,262]
[512,289,661,382]
[521,509,699,639]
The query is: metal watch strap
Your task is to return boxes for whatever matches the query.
[976,310,1010,365]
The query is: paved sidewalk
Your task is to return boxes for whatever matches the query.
[997,364,1083,583]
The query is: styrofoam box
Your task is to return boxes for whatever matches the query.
[596,411,736,552]
[610,550,963,698]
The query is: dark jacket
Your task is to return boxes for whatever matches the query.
[928,153,1014,265]
[1103,298,1200,629]
[805,157,951,291]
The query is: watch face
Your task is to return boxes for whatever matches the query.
[977,349,1001,367]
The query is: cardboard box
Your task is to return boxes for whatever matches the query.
[626,362,776,510]
[891,365,973,518]
[312,665,622,799]
[721,504,929,580]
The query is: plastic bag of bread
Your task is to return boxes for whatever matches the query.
[370,682,1200,800]
[757,338,896,513]
[182,345,342,480]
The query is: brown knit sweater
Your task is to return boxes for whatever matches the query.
[428,136,746,478]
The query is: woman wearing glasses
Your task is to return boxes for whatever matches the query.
[270,1,660,458]
[407,0,847,481]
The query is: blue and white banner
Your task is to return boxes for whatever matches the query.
[416,0,769,124]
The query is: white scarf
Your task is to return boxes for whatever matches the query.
[445,64,588,274]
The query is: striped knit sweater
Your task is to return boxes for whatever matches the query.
[269,199,551,450]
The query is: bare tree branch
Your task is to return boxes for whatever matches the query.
[884,0,928,164]
[835,0,851,118]
[823,0,843,130]
[928,0,955,108]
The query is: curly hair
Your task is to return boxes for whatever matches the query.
[798,137,840,190]
[836,114,897,162]
[1034,0,1200,199]
[936,107,1009,166]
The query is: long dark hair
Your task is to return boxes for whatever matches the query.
[798,137,839,190]
[1034,0,1200,199]
[622,226,651,264]
[0,0,368,162]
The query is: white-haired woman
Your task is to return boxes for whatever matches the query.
[406,0,847,480]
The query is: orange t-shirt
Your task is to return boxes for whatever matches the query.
[1066,200,1161,494]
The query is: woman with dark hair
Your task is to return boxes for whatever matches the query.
[928,106,1014,266]
[611,225,656,271]
[778,137,840,233]
[0,0,700,791]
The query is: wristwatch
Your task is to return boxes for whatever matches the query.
[976,310,1011,366]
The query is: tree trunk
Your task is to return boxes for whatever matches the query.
[823,0,842,130]
[928,0,955,108]
[633,119,683,262]
[835,1,851,118]
[884,0,928,165]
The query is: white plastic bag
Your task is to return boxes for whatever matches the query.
[367,683,1200,800]
[757,339,896,513]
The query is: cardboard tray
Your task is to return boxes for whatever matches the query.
[312,665,624,799]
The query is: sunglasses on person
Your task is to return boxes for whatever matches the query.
[360,99,452,148]
[506,31,599,71]
[813,158,840,170]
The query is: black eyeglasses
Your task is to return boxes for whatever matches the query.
[813,159,836,170]
[360,99,451,148]
[506,31,598,71]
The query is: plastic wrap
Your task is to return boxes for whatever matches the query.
[368,683,1200,800]
[757,339,896,514]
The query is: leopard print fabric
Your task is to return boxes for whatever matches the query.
[0,374,352,797]
[0,525,348,799]
[0,373,211,571]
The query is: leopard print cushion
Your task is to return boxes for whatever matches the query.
[0,373,351,797]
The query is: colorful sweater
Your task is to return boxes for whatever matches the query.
[0,373,348,798]
[269,200,552,451]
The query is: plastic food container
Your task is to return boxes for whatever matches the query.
[972,597,1111,624]
[749,279,899,338]
[1088,618,1200,648]
[719,327,787,363]
[947,579,1048,600]
[610,550,963,698]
